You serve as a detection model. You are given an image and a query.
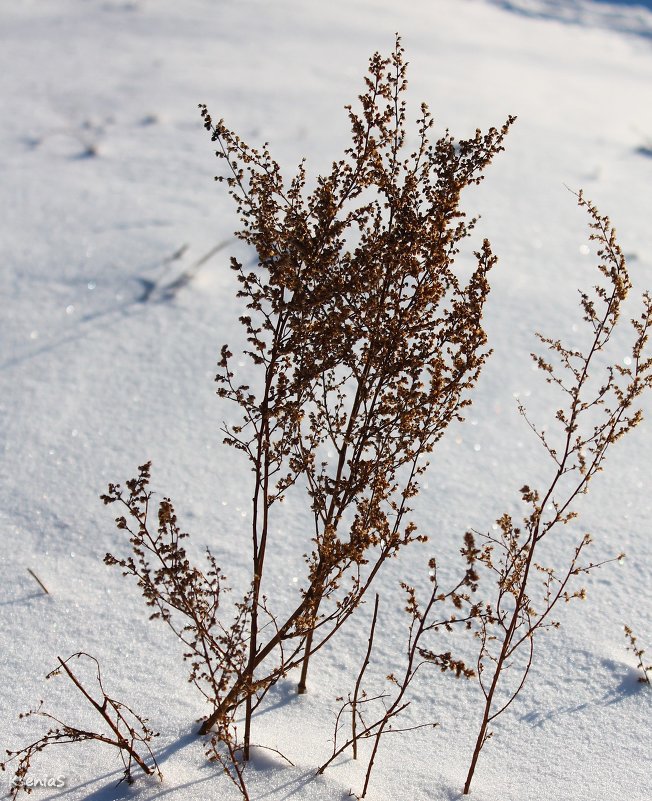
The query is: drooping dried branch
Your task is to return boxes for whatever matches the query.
[102,464,248,716]
[1,653,160,800]
[462,194,652,795]
[102,464,253,772]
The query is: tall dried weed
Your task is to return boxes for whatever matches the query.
[104,34,512,773]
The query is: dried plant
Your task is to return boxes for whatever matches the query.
[101,463,252,791]
[462,194,652,795]
[1,653,160,799]
[102,464,249,726]
[206,719,250,801]
[623,625,652,685]
[318,535,482,799]
[192,35,513,755]
[104,35,513,770]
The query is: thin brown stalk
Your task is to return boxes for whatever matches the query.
[26,568,49,595]
[352,594,380,759]
[463,195,652,794]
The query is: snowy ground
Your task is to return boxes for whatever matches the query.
[1,1,651,800]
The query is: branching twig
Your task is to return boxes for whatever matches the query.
[319,543,482,798]
[0,653,160,800]
[463,194,652,794]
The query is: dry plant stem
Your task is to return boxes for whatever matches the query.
[624,625,652,684]
[224,732,250,801]
[54,657,154,777]
[206,718,251,801]
[296,635,311,694]
[350,594,380,759]
[319,548,479,800]
[208,739,293,801]
[1,653,160,800]
[463,195,652,795]
[243,332,280,758]
[26,568,49,595]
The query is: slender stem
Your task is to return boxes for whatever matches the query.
[27,568,49,595]
[352,594,380,759]
[296,627,314,694]
[242,303,288,759]
[56,657,153,776]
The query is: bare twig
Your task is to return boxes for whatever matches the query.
[624,625,652,685]
[352,594,379,760]
[26,568,49,595]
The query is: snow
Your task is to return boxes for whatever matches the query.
[1,1,651,800]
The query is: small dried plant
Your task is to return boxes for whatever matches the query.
[101,464,252,796]
[1,653,160,799]
[102,463,248,728]
[205,718,250,801]
[623,625,652,685]
[318,534,483,799]
[105,34,514,770]
[462,194,652,795]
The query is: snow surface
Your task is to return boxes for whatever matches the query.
[1,1,651,800]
